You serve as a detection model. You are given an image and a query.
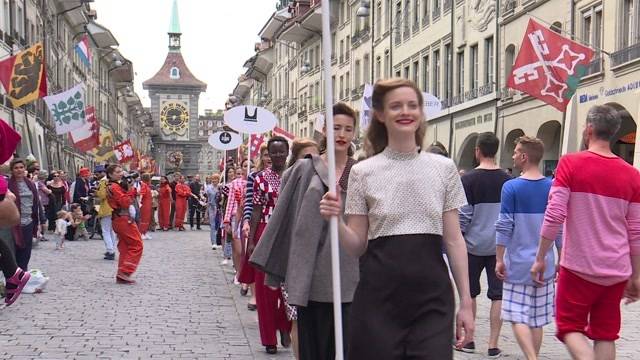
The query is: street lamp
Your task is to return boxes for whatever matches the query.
[356,0,371,17]
[301,60,311,74]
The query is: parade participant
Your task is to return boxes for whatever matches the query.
[73,167,91,214]
[95,165,117,260]
[158,176,172,231]
[47,171,67,231]
[286,138,320,168]
[205,173,221,249]
[139,173,153,240]
[150,185,159,232]
[532,105,640,359]
[106,164,143,284]
[252,108,358,360]
[8,158,40,270]
[34,169,51,242]
[495,136,562,360]
[458,132,511,357]
[173,174,191,231]
[0,177,31,306]
[188,174,203,230]
[319,79,474,359]
[219,168,235,264]
[241,136,292,355]
[224,161,248,275]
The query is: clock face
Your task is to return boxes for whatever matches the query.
[160,102,189,134]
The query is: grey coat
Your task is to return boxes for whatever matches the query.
[250,155,359,307]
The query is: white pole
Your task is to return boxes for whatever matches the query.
[223,150,227,183]
[247,136,251,176]
[320,1,344,359]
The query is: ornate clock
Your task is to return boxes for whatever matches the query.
[160,102,189,134]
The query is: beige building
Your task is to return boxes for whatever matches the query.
[231,0,640,171]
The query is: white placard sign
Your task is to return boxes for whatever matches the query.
[224,106,277,134]
[208,131,243,150]
[422,92,442,120]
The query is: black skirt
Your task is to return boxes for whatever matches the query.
[348,234,454,360]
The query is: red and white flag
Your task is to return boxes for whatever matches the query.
[249,134,265,154]
[272,126,295,142]
[507,18,594,112]
[69,106,100,152]
[114,140,135,163]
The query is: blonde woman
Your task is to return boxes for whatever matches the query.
[320,79,474,358]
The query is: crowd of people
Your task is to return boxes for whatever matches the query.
[1,78,640,360]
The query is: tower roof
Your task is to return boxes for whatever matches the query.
[142,52,207,91]
[169,0,181,34]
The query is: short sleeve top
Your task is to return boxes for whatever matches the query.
[345,147,467,240]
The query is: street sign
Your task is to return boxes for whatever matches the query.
[223,105,277,134]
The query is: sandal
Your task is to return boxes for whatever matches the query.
[116,272,136,284]
[5,268,31,306]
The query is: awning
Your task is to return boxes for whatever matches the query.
[86,21,119,48]
[64,7,88,28]
[245,48,274,82]
[111,59,134,83]
[53,0,86,13]
[233,79,253,98]
[258,7,292,41]
[279,22,315,44]
[300,6,322,32]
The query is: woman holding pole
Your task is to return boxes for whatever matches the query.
[319,79,474,359]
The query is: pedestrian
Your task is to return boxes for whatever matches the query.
[150,184,159,232]
[46,171,67,231]
[240,136,292,354]
[138,173,153,240]
[173,174,191,231]
[205,173,221,249]
[319,78,474,359]
[188,174,203,230]
[33,168,51,242]
[0,176,31,306]
[95,165,117,260]
[158,176,172,231]
[8,158,40,271]
[224,162,248,275]
[106,164,143,284]
[54,210,71,250]
[457,132,511,357]
[240,146,270,310]
[531,105,640,359]
[73,167,91,214]
[495,136,562,360]
[426,140,449,157]
[252,106,359,360]
[219,168,235,265]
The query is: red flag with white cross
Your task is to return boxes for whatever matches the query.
[507,18,594,112]
[249,134,265,155]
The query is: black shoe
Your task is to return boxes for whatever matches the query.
[196,227,202,230]
[280,331,291,348]
[487,348,502,358]
[247,303,257,311]
[265,345,277,354]
[240,287,248,296]
[455,341,475,353]
[103,253,115,260]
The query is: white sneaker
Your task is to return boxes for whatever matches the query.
[211,244,219,250]
[146,234,153,240]
[221,259,229,266]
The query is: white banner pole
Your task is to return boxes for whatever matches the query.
[320,1,343,359]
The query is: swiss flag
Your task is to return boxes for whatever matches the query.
[507,19,594,112]
[249,134,265,155]
[114,140,135,163]
[272,127,295,142]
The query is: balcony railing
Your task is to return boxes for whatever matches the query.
[611,43,640,67]
[584,57,602,76]
[478,82,494,96]
[464,88,478,101]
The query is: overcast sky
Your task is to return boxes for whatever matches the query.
[91,0,275,113]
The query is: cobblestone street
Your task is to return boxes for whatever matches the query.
[1,228,639,359]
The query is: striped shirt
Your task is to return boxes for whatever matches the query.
[496,177,561,285]
[243,171,260,222]
[224,177,247,223]
[540,151,640,285]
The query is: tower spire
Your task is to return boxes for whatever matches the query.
[168,0,181,51]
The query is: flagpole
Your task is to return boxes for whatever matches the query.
[320,1,344,359]
[223,150,227,183]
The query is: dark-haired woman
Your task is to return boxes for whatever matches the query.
[106,164,143,284]
[8,158,40,270]
[320,79,474,359]
[158,176,172,231]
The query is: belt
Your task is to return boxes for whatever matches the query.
[112,209,130,217]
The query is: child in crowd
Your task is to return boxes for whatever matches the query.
[54,210,71,250]
[69,203,90,241]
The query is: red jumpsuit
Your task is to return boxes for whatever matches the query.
[158,183,172,230]
[174,183,191,228]
[138,182,152,234]
[107,182,144,276]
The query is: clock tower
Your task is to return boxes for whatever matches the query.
[143,0,207,175]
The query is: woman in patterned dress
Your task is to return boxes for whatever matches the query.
[320,79,475,359]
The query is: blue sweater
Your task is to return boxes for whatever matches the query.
[495,177,562,285]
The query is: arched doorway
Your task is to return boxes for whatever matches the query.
[457,133,478,171]
[500,129,525,172]
[606,102,636,165]
[536,120,562,176]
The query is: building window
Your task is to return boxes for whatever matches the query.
[315,81,320,107]
[385,50,391,78]
[470,44,478,90]
[413,0,420,30]
[376,56,382,80]
[315,45,320,69]
[422,0,430,25]
[422,54,429,91]
[484,37,494,85]
[457,51,464,95]
[346,71,351,95]
[355,60,361,88]
[403,0,411,40]
[413,60,419,83]
[505,44,516,85]
[309,48,315,68]
[385,0,391,32]
[582,5,603,74]
[310,84,314,108]
[332,75,336,102]
[444,43,451,99]
[340,39,345,62]
[551,21,562,34]
[364,54,370,84]
[404,65,410,79]
[620,0,637,49]
[170,67,180,79]
[346,36,351,59]
[340,0,345,23]
[376,1,383,38]
[331,32,337,59]
[433,49,440,98]
[340,75,344,99]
